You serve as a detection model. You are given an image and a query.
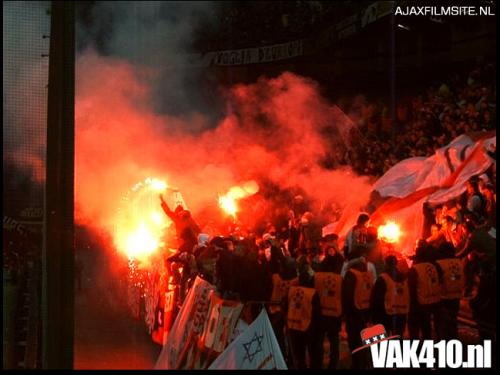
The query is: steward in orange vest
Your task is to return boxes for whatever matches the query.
[270,274,299,313]
[408,240,440,340]
[314,272,342,317]
[378,273,409,315]
[287,285,316,332]
[434,242,463,340]
[412,263,441,305]
[315,234,344,369]
[371,255,409,337]
[267,257,298,362]
[342,256,373,370]
[286,256,322,370]
[436,258,465,300]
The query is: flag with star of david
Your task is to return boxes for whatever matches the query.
[208,309,287,369]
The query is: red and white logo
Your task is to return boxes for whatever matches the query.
[352,324,399,354]
[352,324,492,368]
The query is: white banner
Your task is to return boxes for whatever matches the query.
[208,309,287,370]
[154,276,215,369]
[200,293,243,353]
[206,40,304,66]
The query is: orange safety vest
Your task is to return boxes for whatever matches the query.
[349,269,373,311]
[269,274,298,314]
[287,286,316,332]
[379,273,410,315]
[436,258,465,300]
[314,272,342,317]
[413,263,441,305]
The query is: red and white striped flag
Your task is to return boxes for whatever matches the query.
[369,131,496,257]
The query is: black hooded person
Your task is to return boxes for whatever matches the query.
[159,194,200,249]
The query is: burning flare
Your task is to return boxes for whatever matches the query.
[124,224,159,259]
[115,177,170,262]
[377,221,401,244]
[218,180,259,218]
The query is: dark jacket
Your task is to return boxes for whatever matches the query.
[216,248,238,295]
[320,253,344,274]
[408,267,419,311]
[161,202,200,245]
[238,254,272,302]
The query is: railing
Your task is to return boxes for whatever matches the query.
[23,258,41,368]
[3,269,19,368]
[11,257,41,369]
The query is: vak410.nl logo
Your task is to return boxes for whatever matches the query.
[353,324,492,369]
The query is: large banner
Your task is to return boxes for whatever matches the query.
[205,40,304,66]
[200,293,243,353]
[3,215,28,236]
[330,131,495,256]
[370,131,495,256]
[181,293,243,369]
[155,277,245,369]
[154,276,215,369]
[208,308,287,370]
[372,132,496,203]
[361,1,394,28]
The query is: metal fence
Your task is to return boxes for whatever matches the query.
[3,1,51,369]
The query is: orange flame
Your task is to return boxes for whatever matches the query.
[218,180,259,217]
[115,177,170,262]
[377,221,401,244]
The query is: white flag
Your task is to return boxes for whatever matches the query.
[364,132,496,257]
[229,319,249,343]
[154,276,215,369]
[373,132,495,200]
[208,309,287,370]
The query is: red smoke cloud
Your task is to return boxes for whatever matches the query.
[75,50,372,236]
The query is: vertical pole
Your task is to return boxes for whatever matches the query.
[42,1,75,369]
[390,11,396,140]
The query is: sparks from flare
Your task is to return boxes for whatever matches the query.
[218,180,259,218]
[115,177,170,262]
[378,221,401,243]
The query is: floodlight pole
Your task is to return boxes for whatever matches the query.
[42,1,75,369]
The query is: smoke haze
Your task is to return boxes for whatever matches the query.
[3,1,51,186]
[75,49,373,235]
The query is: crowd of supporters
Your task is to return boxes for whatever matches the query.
[194,1,340,52]
[340,63,496,177]
[146,60,498,369]
[160,165,496,368]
